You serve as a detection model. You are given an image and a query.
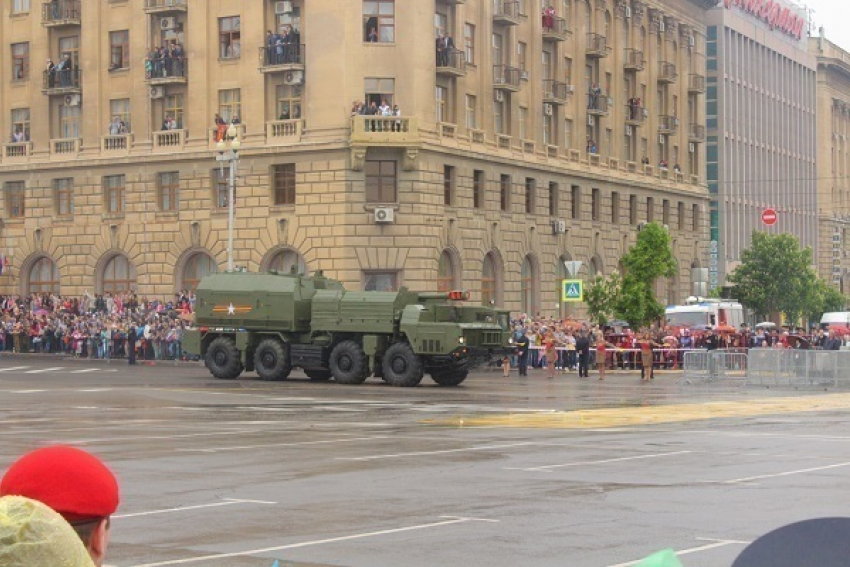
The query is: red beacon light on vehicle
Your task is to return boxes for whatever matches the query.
[447,290,470,301]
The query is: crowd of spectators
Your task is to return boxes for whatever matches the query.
[146,42,185,79]
[264,26,302,65]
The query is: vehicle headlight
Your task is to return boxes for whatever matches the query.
[458,336,465,344]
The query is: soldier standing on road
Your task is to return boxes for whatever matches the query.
[127,323,136,365]
[516,331,530,376]
[575,330,591,378]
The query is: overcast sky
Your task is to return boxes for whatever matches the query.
[805,0,850,52]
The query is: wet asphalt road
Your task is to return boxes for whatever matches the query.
[2,356,850,567]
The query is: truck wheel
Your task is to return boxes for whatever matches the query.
[305,369,332,381]
[330,341,369,385]
[253,338,292,381]
[382,342,424,387]
[431,370,469,387]
[206,336,243,380]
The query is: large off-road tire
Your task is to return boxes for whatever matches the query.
[205,336,243,380]
[329,341,369,385]
[305,369,332,381]
[253,338,291,381]
[382,342,424,387]
[430,370,469,387]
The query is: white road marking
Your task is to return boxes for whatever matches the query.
[607,539,748,567]
[683,430,850,441]
[128,516,499,566]
[114,498,276,519]
[9,389,47,394]
[0,366,31,372]
[175,435,390,453]
[77,387,114,392]
[719,461,850,484]
[507,450,692,472]
[56,429,262,445]
[336,442,539,462]
[71,369,103,374]
[24,367,65,374]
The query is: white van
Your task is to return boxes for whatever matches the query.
[820,312,850,328]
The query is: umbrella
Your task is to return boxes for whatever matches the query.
[714,325,738,334]
[785,335,810,349]
[755,321,777,329]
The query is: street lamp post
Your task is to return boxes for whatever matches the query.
[216,124,241,272]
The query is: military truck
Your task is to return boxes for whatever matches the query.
[181,271,512,387]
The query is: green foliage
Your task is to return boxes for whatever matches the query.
[585,272,622,326]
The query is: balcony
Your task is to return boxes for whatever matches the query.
[153,129,187,151]
[625,103,648,126]
[50,138,81,157]
[101,134,133,154]
[658,115,679,134]
[443,0,466,3]
[259,45,306,74]
[586,93,609,116]
[350,116,419,145]
[624,48,645,71]
[42,0,80,27]
[145,57,187,85]
[3,142,33,161]
[143,0,187,13]
[543,79,570,105]
[42,69,81,95]
[493,65,521,92]
[689,123,705,142]
[267,119,304,144]
[493,1,521,25]
[586,33,611,58]
[436,49,467,77]
[543,17,570,42]
[688,73,706,94]
[658,62,678,83]
[208,124,246,148]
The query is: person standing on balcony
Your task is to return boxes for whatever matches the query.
[543,5,556,31]
[107,117,121,136]
[436,31,454,67]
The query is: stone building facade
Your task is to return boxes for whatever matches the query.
[0,0,711,317]
[809,36,850,294]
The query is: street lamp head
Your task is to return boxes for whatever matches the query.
[226,124,237,139]
[216,140,226,153]
[230,138,241,152]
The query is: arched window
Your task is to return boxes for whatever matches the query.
[589,256,603,278]
[521,255,538,315]
[182,253,217,291]
[481,252,502,307]
[102,255,136,294]
[28,257,60,295]
[437,250,458,292]
[268,249,307,276]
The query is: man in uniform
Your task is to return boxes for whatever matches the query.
[575,330,591,378]
[0,446,120,567]
[516,330,530,377]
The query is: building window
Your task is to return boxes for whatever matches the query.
[630,195,637,224]
[219,16,241,59]
[102,255,136,294]
[364,77,395,108]
[11,43,29,80]
[611,191,620,224]
[500,174,510,211]
[464,23,475,65]
[437,249,457,292]
[103,175,125,214]
[182,253,217,291]
[517,41,527,74]
[5,181,25,218]
[273,164,296,205]
[525,177,535,214]
[163,94,183,129]
[481,252,501,307]
[109,99,130,133]
[465,94,477,129]
[54,178,73,216]
[58,36,79,69]
[28,257,59,295]
[436,85,449,123]
[12,0,30,14]
[364,271,398,291]
[109,30,129,70]
[678,202,685,231]
[363,0,395,43]
[519,106,528,140]
[543,113,553,146]
[443,165,454,206]
[647,196,654,222]
[218,89,241,123]
[692,204,700,232]
[59,104,81,139]
[494,99,505,135]
[521,255,538,315]
[549,182,558,217]
[276,84,302,120]
[11,108,30,142]
[158,172,179,211]
[473,170,484,209]
[268,249,307,275]
[213,170,229,208]
[365,160,397,203]
[571,185,580,219]
[592,188,600,221]
[663,199,670,226]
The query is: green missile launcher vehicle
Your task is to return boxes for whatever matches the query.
[182,270,512,387]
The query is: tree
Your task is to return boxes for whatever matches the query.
[727,231,819,322]
[803,278,849,324]
[584,272,621,326]
[613,222,677,328]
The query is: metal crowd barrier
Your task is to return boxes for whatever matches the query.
[681,350,748,385]
[747,349,850,387]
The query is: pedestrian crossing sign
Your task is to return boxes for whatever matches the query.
[561,279,583,302]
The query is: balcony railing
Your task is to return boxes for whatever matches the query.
[437,49,467,76]
[42,0,80,26]
[51,137,81,156]
[625,103,648,125]
[350,116,419,145]
[587,92,609,115]
[542,16,570,41]
[543,79,569,104]
[259,45,305,70]
[624,48,644,71]
[3,142,32,160]
[658,62,678,83]
[145,57,187,82]
[586,33,611,57]
[658,115,679,134]
[688,73,706,93]
[493,1,521,25]
[42,69,81,93]
[101,134,132,152]
[144,0,187,13]
[153,129,186,150]
[689,123,705,142]
[493,65,521,91]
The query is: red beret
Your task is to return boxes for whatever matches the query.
[0,446,119,522]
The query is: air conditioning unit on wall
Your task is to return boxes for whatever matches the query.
[150,86,164,99]
[275,1,293,15]
[544,103,553,116]
[64,94,80,106]
[374,207,394,223]
[160,17,177,30]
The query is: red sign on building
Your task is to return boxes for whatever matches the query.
[724,0,806,40]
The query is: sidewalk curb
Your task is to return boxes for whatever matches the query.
[0,352,202,367]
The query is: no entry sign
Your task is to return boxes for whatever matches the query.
[762,208,778,226]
